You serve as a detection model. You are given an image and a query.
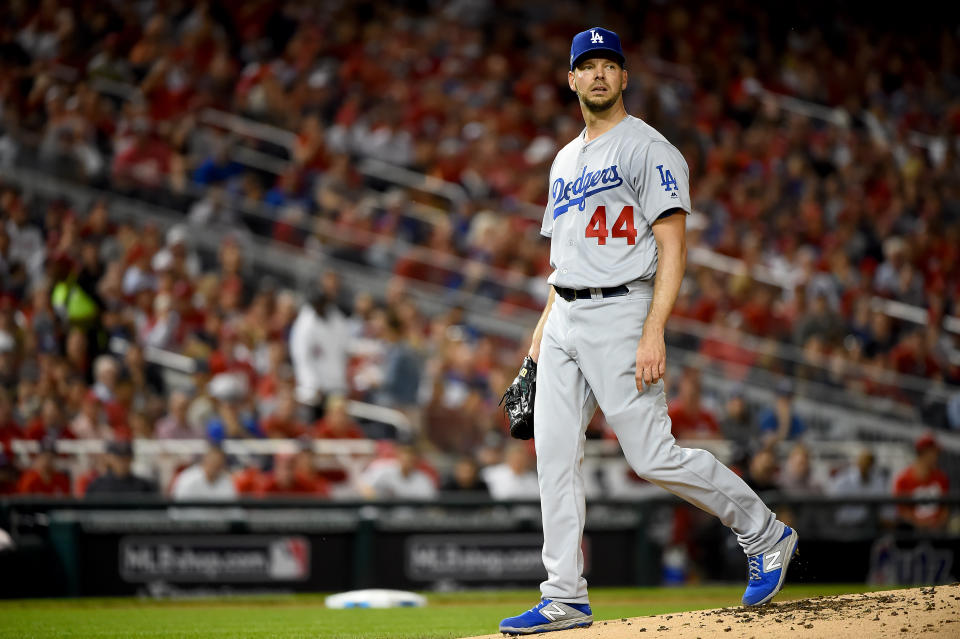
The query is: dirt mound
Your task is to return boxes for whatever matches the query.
[463,585,960,638]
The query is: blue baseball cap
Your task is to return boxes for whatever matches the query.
[570,27,625,71]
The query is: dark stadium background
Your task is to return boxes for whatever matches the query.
[0,0,958,598]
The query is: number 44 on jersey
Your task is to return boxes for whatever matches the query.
[585,205,636,245]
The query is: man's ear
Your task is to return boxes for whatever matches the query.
[621,68,628,91]
[568,70,576,92]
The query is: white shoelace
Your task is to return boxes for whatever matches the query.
[747,555,762,581]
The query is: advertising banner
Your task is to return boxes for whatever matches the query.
[405,534,556,582]
[118,536,311,583]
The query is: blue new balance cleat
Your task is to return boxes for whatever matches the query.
[742,525,799,606]
[499,599,593,635]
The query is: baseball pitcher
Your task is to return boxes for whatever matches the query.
[498,27,799,635]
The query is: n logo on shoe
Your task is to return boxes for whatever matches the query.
[766,550,782,571]
[541,604,567,621]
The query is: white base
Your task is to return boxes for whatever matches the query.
[324,589,427,609]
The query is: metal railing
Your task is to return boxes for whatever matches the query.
[9,438,376,458]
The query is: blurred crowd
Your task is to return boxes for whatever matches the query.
[1,0,957,416]
[0,176,951,532]
[0,0,957,519]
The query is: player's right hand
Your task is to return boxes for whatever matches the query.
[635,331,666,391]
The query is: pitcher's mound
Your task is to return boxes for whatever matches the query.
[463,584,960,639]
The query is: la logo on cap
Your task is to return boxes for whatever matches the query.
[590,29,603,43]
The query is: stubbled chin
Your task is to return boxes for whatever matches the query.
[581,93,619,112]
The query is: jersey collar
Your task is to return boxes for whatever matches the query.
[580,115,632,148]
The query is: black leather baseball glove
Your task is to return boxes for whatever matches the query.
[499,356,537,440]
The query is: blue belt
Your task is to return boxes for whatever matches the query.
[553,284,629,301]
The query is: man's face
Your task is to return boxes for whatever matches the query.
[750,451,775,481]
[293,451,313,476]
[857,451,874,475]
[275,457,294,487]
[41,399,62,426]
[454,459,477,487]
[726,396,745,418]
[397,446,416,474]
[109,453,133,477]
[679,375,699,405]
[918,446,939,469]
[569,57,627,113]
[35,451,54,473]
[170,392,189,421]
[203,449,226,479]
[328,400,349,429]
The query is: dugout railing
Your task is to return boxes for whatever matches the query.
[0,495,958,598]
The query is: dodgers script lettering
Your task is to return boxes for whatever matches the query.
[552,165,623,218]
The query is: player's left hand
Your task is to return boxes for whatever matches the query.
[635,329,666,392]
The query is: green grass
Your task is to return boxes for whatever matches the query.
[0,585,885,639]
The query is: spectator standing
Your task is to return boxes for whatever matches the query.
[374,313,422,409]
[893,434,950,529]
[170,445,237,501]
[85,441,156,496]
[289,290,350,408]
[319,271,353,317]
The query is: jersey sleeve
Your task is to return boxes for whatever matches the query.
[636,141,691,225]
[541,202,553,237]
[540,158,557,237]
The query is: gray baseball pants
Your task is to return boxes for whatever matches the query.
[533,279,784,604]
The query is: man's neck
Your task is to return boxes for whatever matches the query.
[581,102,628,142]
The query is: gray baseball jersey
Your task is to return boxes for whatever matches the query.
[541,115,692,288]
